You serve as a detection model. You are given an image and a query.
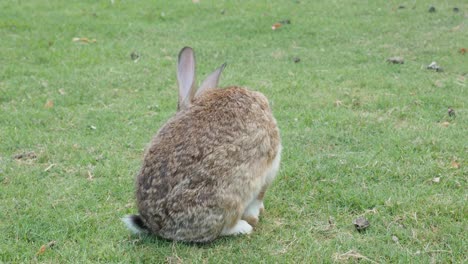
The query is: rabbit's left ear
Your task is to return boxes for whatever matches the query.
[196,63,226,97]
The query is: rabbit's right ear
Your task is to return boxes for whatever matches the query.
[177,47,196,111]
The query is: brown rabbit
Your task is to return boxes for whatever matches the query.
[123,47,281,243]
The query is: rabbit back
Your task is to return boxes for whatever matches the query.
[136,86,280,242]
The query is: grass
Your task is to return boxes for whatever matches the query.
[1,0,466,263]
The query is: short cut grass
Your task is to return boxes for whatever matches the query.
[1,0,466,263]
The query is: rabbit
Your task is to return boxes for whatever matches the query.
[123,47,281,243]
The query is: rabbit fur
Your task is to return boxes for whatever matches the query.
[123,47,281,243]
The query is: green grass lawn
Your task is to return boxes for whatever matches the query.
[1,0,466,263]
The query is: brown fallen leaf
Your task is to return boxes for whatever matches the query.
[36,241,56,256]
[44,100,54,109]
[271,19,291,30]
[459,48,466,55]
[451,161,460,169]
[271,23,282,30]
[36,245,47,256]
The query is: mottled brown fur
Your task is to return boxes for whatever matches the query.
[133,48,281,243]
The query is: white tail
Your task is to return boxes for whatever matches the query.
[122,215,148,234]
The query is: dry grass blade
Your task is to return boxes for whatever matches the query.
[44,164,55,172]
[334,250,379,263]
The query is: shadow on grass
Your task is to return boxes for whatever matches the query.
[125,232,244,248]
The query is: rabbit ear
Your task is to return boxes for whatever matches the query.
[196,63,226,97]
[177,47,196,110]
